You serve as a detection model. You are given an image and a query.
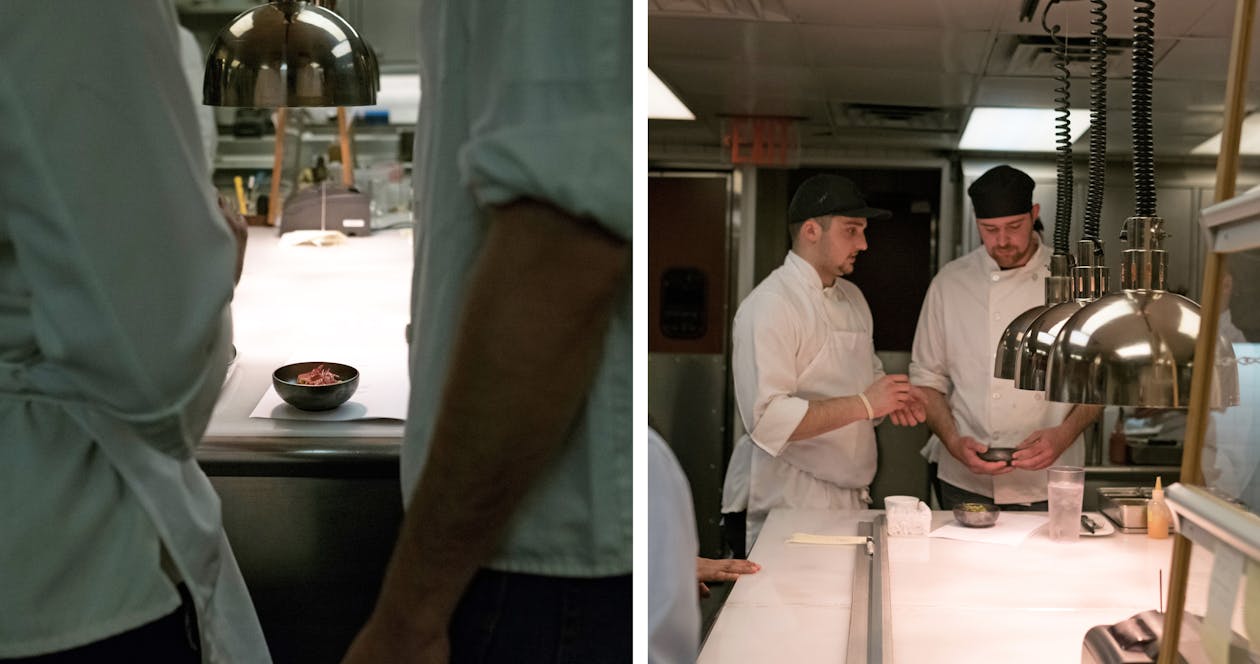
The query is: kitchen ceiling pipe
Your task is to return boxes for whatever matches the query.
[202,0,378,108]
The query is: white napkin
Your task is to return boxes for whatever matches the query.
[786,533,869,546]
[279,229,348,247]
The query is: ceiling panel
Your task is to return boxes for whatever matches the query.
[814,67,977,108]
[1156,36,1260,84]
[649,16,807,65]
[780,0,1002,31]
[798,25,991,74]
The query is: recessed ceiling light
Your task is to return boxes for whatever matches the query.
[959,107,1091,152]
[648,69,695,121]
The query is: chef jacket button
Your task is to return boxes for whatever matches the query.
[993,313,1001,321]
[1035,393,1044,401]
[992,392,1001,400]
[991,273,1000,282]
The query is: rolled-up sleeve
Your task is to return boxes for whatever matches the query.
[0,3,234,457]
[909,280,952,395]
[732,297,809,457]
[457,1,630,240]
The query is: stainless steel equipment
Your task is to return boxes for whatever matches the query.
[1098,487,1153,533]
[1082,610,1258,663]
[281,183,372,236]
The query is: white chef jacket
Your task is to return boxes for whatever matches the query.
[177,24,217,175]
[732,251,881,547]
[0,4,267,661]
[909,242,1083,504]
[403,0,631,577]
[648,429,700,664]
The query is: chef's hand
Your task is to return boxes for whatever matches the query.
[863,374,912,419]
[696,557,760,598]
[947,436,1013,475]
[215,191,248,284]
[1010,425,1074,471]
[888,385,927,427]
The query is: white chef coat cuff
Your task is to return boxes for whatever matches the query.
[909,365,951,395]
[749,396,809,457]
[460,114,631,242]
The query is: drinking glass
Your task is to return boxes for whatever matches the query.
[1047,466,1085,542]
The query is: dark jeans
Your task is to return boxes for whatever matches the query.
[939,480,1048,511]
[450,569,631,664]
[721,511,747,559]
[3,586,199,664]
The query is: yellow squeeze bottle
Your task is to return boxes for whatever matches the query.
[1147,477,1171,539]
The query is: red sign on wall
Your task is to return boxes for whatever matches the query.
[722,116,799,166]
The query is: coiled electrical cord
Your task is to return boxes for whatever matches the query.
[1131,0,1156,216]
[1043,0,1073,256]
[1083,0,1108,245]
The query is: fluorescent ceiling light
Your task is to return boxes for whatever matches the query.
[648,69,695,121]
[959,107,1091,152]
[1191,114,1260,155]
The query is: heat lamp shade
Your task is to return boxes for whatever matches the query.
[1046,290,1238,408]
[1014,299,1087,391]
[203,1,377,108]
[995,305,1048,380]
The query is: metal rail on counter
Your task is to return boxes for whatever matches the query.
[847,517,892,664]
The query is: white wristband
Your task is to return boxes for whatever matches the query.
[857,392,875,420]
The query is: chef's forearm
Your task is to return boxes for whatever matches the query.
[1061,404,1104,440]
[370,199,629,633]
[920,387,960,447]
[788,395,869,441]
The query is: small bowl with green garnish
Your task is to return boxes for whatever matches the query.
[953,502,1000,528]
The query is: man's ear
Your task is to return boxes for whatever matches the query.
[801,217,819,242]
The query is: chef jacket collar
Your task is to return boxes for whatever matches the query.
[784,250,844,295]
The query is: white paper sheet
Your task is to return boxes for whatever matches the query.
[250,346,409,422]
[928,513,1048,546]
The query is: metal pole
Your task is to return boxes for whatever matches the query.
[1157,0,1254,661]
[267,108,288,226]
[337,107,355,188]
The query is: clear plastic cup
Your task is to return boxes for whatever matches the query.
[884,495,929,536]
[1047,466,1085,542]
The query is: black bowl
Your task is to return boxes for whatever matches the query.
[978,447,1014,464]
[272,362,360,411]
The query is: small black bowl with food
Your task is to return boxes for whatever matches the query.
[272,361,359,411]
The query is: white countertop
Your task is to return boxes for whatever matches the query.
[700,508,1244,663]
[201,226,412,454]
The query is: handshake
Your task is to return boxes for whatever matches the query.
[861,374,926,427]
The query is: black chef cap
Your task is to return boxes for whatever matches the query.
[968,165,1035,219]
[788,174,891,225]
